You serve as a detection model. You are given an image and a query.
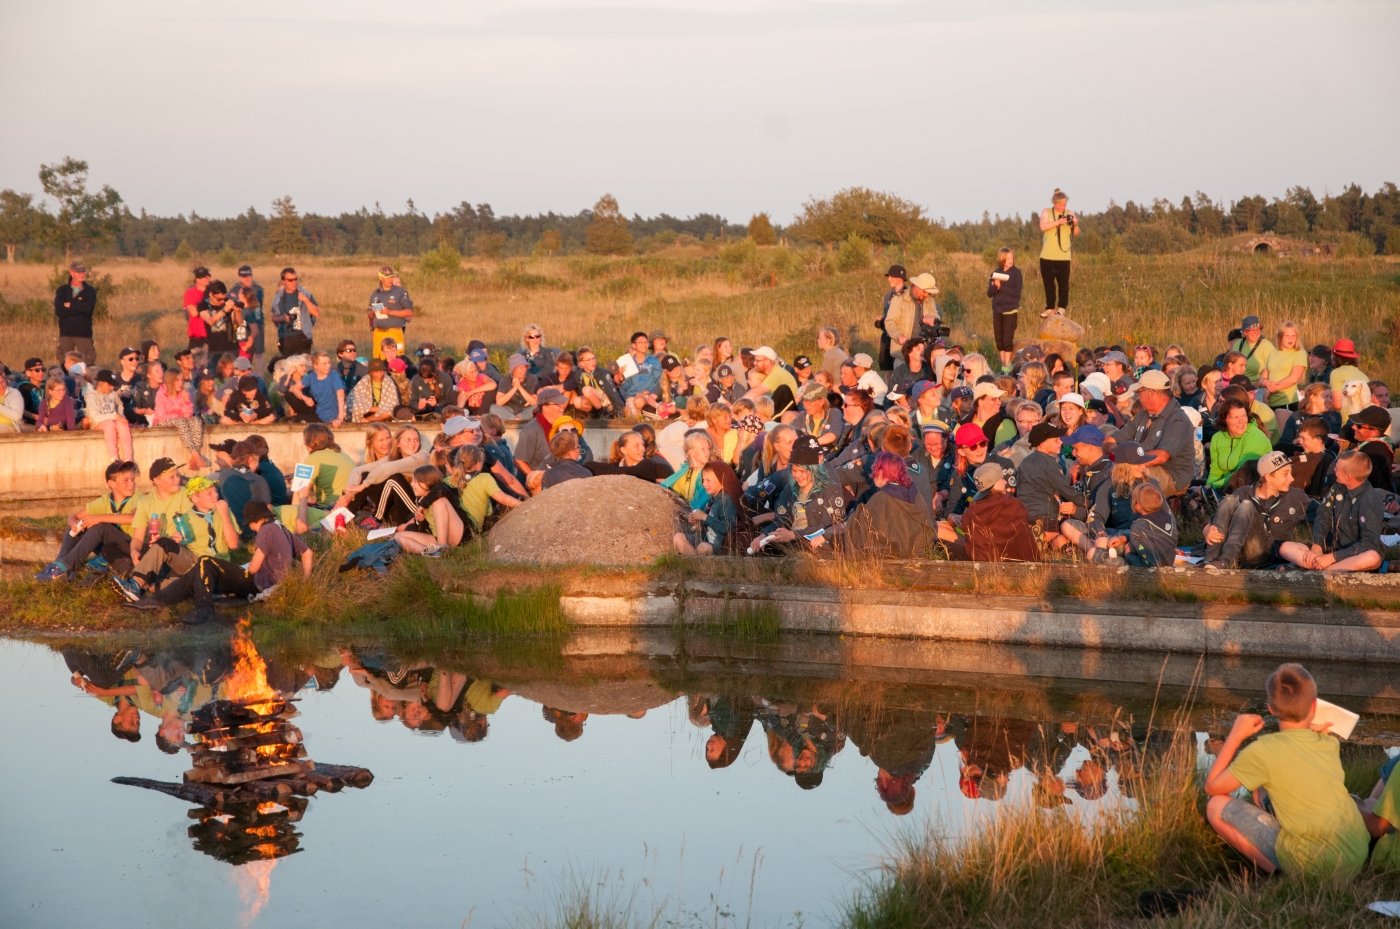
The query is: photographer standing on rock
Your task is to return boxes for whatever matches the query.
[1039,189,1078,317]
[987,248,1022,372]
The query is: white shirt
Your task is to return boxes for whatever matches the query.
[857,370,888,403]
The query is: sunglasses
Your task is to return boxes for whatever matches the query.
[283,276,298,282]
[964,441,989,451]
[526,334,542,340]
[27,366,43,372]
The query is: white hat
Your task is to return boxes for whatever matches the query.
[972,382,1005,401]
[1059,392,1086,409]
[1182,406,1202,428]
[852,352,874,368]
[752,346,779,362]
[1081,372,1111,400]
[909,272,939,294]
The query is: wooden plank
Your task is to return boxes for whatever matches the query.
[184,760,314,785]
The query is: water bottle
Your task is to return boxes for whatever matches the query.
[172,513,194,546]
[146,516,161,545]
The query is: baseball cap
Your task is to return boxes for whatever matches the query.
[1350,406,1391,430]
[955,423,988,448]
[950,385,974,403]
[789,433,824,466]
[95,369,117,387]
[792,355,812,370]
[237,264,253,276]
[1138,369,1171,391]
[910,380,934,405]
[1028,423,1065,447]
[149,458,178,480]
[1256,450,1291,476]
[1100,350,1130,368]
[1115,441,1149,464]
[1085,397,1111,414]
[469,348,488,363]
[1065,425,1105,447]
[507,353,528,370]
[209,438,238,454]
[752,346,779,362]
[69,260,88,273]
[443,415,470,437]
[661,354,682,372]
[799,381,827,402]
[537,386,567,405]
[851,353,874,369]
[884,264,907,280]
[972,382,1005,401]
[716,363,734,378]
[885,379,912,402]
[192,266,211,280]
[1241,315,1261,329]
[23,357,43,371]
[233,356,252,371]
[237,375,259,392]
[378,265,396,277]
[972,462,1003,495]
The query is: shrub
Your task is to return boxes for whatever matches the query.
[835,233,874,273]
[534,229,562,257]
[1121,220,1193,255]
[415,243,466,279]
[173,239,193,261]
[591,275,643,298]
[1386,226,1400,256]
[145,241,163,263]
[717,237,758,271]
[217,246,239,267]
[494,263,568,291]
[747,212,777,246]
[584,194,633,256]
[1333,231,1376,258]
[473,232,508,259]
[675,234,701,248]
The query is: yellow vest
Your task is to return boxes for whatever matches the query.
[1040,210,1073,261]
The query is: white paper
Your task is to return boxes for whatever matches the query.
[1313,698,1360,741]
[1367,902,1400,917]
[290,462,315,493]
[318,506,355,533]
[1175,554,1204,566]
[366,526,397,541]
[615,353,640,379]
[1381,534,1400,547]
[991,272,1011,282]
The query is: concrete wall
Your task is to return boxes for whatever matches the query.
[0,419,633,501]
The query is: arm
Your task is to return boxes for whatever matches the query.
[246,547,266,576]
[300,545,314,578]
[215,501,240,551]
[1203,713,1263,796]
[1334,492,1384,560]
[335,388,346,426]
[490,460,527,498]
[300,288,319,319]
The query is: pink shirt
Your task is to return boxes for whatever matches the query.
[153,386,194,424]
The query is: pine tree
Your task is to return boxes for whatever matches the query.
[267,196,310,255]
[584,194,633,256]
[747,212,776,246]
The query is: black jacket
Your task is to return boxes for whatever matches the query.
[54,283,97,338]
[1312,480,1383,559]
[1016,449,1084,525]
[986,266,1023,315]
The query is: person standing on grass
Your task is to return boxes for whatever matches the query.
[367,265,413,359]
[1204,663,1369,879]
[875,265,907,375]
[269,266,318,367]
[1038,189,1077,317]
[54,260,97,365]
[183,267,211,364]
[229,265,266,373]
[198,281,241,360]
[986,248,1022,372]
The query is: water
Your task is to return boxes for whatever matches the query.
[2,630,1396,929]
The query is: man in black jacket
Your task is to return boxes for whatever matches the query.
[1280,450,1384,573]
[54,261,97,364]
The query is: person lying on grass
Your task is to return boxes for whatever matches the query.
[1203,662,1369,879]
[393,465,467,557]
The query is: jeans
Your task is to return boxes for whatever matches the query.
[1040,258,1071,310]
[1219,796,1281,869]
[1204,495,1273,568]
[57,523,133,575]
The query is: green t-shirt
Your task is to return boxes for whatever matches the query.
[305,449,356,507]
[762,366,798,398]
[1230,337,1274,383]
[1228,728,1369,878]
[465,678,507,715]
[186,507,232,559]
[1371,768,1400,872]
[459,472,499,530]
[86,492,139,537]
[1263,346,1308,407]
[129,490,196,550]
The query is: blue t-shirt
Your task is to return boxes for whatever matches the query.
[302,370,341,421]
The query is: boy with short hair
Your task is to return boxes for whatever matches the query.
[1121,483,1176,567]
[35,459,140,582]
[1204,663,1369,878]
[1289,418,1335,499]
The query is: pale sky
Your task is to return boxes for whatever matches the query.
[3,0,1396,225]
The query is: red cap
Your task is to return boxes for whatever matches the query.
[1332,338,1359,360]
[955,423,988,448]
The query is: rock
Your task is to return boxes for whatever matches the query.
[487,474,689,566]
[1038,315,1085,343]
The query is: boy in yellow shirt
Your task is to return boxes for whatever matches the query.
[1204,663,1369,878]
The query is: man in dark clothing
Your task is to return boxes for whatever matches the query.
[54,261,97,364]
[1015,423,1083,541]
[1281,450,1384,573]
[268,267,318,366]
[17,356,48,425]
[1203,451,1311,570]
[1348,406,1395,493]
[1108,369,1195,496]
[875,264,907,375]
[1064,425,1112,519]
[541,431,593,489]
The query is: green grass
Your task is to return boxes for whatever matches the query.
[691,601,782,643]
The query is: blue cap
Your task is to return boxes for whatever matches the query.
[1065,425,1105,447]
[950,385,973,402]
[469,348,488,363]
[1115,440,1149,463]
[910,379,934,404]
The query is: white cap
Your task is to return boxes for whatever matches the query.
[752,346,778,362]
[1059,392,1085,409]
[852,353,873,368]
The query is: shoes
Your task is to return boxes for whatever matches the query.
[86,555,110,574]
[1203,561,1226,572]
[421,544,449,558]
[110,575,143,603]
[34,562,70,582]
[358,516,380,531]
[122,596,165,613]
[180,605,218,626]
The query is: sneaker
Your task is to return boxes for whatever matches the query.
[421,544,449,558]
[180,605,218,626]
[358,516,380,531]
[86,554,110,574]
[34,562,70,582]
[122,596,165,613]
[110,575,143,603]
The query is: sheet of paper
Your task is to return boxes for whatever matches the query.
[319,506,355,533]
[1381,534,1400,547]
[1313,698,1359,741]
[1174,554,1204,565]
[1366,902,1400,917]
[290,462,315,493]
[615,353,640,379]
[366,526,397,541]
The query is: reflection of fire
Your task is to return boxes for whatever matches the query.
[232,857,277,927]
[224,619,279,714]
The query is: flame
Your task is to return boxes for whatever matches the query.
[231,857,277,926]
[245,825,278,838]
[255,802,286,815]
[223,619,279,712]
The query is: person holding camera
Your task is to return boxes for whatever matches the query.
[269,266,318,370]
[1039,189,1078,317]
[987,247,1023,371]
[884,272,942,355]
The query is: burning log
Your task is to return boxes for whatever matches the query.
[185,760,315,786]
[310,763,375,788]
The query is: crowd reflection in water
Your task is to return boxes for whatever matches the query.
[67,642,1157,816]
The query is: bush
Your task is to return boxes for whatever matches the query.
[1386,226,1400,256]
[717,237,758,271]
[591,275,643,298]
[1121,220,1193,255]
[747,213,776,246]
[174,239,193,261]
[494,263,568,291]
[835,233,874,273]
[1333,231,1376,258]
[217,246,239,267]
[473,232,508,260]
[415,243,466,279]
[145,242,162,263]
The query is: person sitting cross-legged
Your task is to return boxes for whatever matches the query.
[1279,449,1385,573]
[393,465,469,557]
[1202,451,1311,570]
[125,501,312,626]
[120,475,240,600]
[35,460,141,582]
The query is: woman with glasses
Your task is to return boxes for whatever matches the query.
[519,324,557,379]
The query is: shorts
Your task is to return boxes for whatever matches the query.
[1219,796,1280,869]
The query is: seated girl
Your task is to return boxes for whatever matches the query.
[673,462,741,556]
[451,444,521,533]
[394,465,470,556]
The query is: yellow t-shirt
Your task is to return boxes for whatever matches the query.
[1262,347,1307,408]
[129,490,196,549]
[762,366,798,399]
[1329,364,1369,396]
[1371,768,1400,872]
[86,492,139,537]
[1230,337,1274,384]
[1040,210,1073,261]
[1228,728,1369,878]
[459,472,500,530]
[1251,401,1280,444]
[465,678,507,715]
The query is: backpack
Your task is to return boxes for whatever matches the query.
[339,539,401,576]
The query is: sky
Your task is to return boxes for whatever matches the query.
[2,0,1397,225]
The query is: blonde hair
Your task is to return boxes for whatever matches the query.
[163,369,184,393]
[961,353,991,385]
[609,431,644,464]
[1020,361,1047,398]
[762,424,797,473]
[1276,320,1300,350]
[683,396,709,426]
[363,423,392,462]
[390,425,423,461]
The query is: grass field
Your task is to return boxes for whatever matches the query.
[1,240,1396,384]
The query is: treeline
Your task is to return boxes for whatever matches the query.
[1,156,1397,263]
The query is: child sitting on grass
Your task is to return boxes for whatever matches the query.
[673,462,738,556]
[451,445,520,533]
[1362,752,1399,872]
[1204,662,1369,878]
[394,465,468,557]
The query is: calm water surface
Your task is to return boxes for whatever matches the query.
[2,630,1396,929]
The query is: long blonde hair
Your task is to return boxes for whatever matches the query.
[961,353,991,386]
[762,424,797,473]
[363,423,392,463]
[1276,320,1300,350]
[1020,361,1047,399]
[390,425,423,461]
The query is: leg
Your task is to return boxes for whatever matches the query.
[1059,519,1093,556]
[373,475,419,526]
[1055,260,1070,310]
[79,337,96,366]
[1205,795,1280,873]
[1206,496,1254,568]
[395,531,438,554]
[98,418,120,459]
[1327,549,1383,572]
[1040,258,1057,311]
[695,542,714,555]
[61,523,132,571]
[429,498,463,546]
[1278,540,1311,567]
[114,416,133,461]
[674,531,696,555]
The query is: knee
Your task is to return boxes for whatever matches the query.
[1205,794,1230,826]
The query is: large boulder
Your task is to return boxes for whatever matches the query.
[487,474,688,566]
[1038,314,1086,343]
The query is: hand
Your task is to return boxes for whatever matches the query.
[688,510,705,523]
[1315,552,1337,569]
[1309,718,1334,733]
[1228,714,1265,742]
[332,417,343,428]
[215,500,229,513]
[992,280,1001,290]
[772,528,796,542]
[1204,525,1224,545]
[809,534,826,548]
[1057,501,1076,516]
